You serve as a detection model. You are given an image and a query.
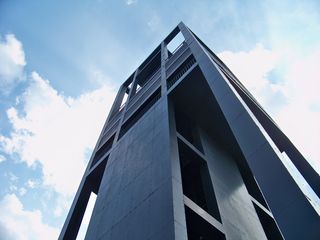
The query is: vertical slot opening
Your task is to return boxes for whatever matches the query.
[178,139,221,222]
[185,206,225,240]
[76,192,97,240]
[253,202,284,240]
[280,152,320,215]
[63,159,107,240]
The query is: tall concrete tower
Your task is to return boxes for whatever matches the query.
[59,22,320,240]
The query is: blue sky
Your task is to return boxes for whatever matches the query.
[0,0,319,239]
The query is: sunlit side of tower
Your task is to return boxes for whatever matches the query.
[59,22,320,240]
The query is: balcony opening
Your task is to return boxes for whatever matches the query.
[253,202,284,240]
[167,32,185,57]
[185,206,225,240]
[119,88,161,139]
[175,108,203,153]
[91,134,114,168]
[132,48,161,97]
[178,139,221,222]
[167,55,196,89]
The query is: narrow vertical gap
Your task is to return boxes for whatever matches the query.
[62,158,107,240]
[76,193,97,240]
[280,152,320,215]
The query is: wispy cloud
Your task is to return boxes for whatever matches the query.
[147,14,162,32]
[218,43,283,107]
[0,34,26,94]
[0,72,116,196]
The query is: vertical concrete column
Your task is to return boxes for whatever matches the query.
[128,69,139,100]
[167,99,188,240]
[108,84,127,120]
[113,69,138,144]
[58,179,91,240]
[161,41,168,96]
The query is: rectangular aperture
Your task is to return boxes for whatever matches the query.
[178,139,221,222]
[118,88,161,139]
[91,134,114,168]
[253,202,284,240]
[185,206,225,240]
[175,108,203,153]
[167,54,196,89]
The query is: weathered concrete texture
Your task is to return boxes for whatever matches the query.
[85,98,175,240]
[201,131,267,240]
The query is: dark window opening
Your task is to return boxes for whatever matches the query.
[91,134,114,168]
[175,108,203,153]
[178,139,221,222]
[185,206,225,240]
[167,55,196,89]
[253,202,284,240]
[119,88,161,139]
[133,51,161,97]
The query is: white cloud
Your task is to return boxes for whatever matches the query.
[0,194,59,240]
[275,49,320,172]
[0,154,6,163]
[218,44,320,173]
[18,187,27,196]
[126,0,137,5]
[218,43,282,106]
[0,34,26,94]
[0,71,116,196]
[26,179,37,189]
[53,194,72,218]
[5,172,18,182]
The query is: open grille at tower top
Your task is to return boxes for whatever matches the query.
[59,22,320,240]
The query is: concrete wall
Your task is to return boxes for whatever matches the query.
[200,130,267,240]
[85,98,176,240]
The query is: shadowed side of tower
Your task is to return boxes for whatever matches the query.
[59,22,320,240]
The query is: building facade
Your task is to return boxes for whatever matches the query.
[59,22,320,240]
